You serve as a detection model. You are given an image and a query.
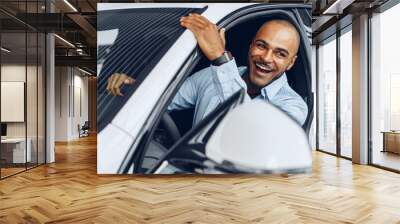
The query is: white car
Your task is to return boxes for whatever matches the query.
[97,3,313,174]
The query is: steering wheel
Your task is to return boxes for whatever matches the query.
[138,112,181,172]
[159,112,181,144]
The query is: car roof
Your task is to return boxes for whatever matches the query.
[97,3,255,11]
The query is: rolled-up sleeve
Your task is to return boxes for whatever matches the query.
[210,59,247,101]
[167,75,197,111]
[168,59,250,124]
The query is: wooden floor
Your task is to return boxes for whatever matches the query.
[1,135,400,223]
[1,163,43,178]
[0,167,26,178]
[372,150,400,171]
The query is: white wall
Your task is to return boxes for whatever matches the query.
[55,66,89,141]
[72,73,89,138]
[1,63,46,163]
[1,65,39,137]
[55,66,69,141]
[1,65,26,140]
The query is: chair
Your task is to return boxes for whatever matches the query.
[78,121,90,138]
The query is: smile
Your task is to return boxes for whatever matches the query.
[255,62,273,74]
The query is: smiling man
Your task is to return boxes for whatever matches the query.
[245,20,300,98]
[107,14,307,126]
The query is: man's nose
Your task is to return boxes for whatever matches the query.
[261,49,273,63]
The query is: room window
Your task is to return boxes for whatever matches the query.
[317,36,337,155]
[370,2,400,171]
[339,27,352,158]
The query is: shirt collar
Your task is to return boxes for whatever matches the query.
[238,66,287,100]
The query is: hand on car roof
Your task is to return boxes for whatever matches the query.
[106,73,135,96]
[180,13,226,61]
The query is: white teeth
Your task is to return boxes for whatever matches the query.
[255,63,271,72]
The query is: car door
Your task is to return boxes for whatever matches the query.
[97,3,256,174]
[113,4,312,174]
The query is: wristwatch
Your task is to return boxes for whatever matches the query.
[211,51,233,66]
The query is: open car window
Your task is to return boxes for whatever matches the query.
[113,4,312,174]
[97,7,206,132]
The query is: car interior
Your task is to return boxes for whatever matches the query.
[138,14,313,173]
[168,15,312,139]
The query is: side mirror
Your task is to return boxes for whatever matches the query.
[205,99,312,174]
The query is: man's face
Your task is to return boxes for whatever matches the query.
[248,21,299,88]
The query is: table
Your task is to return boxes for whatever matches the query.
[1,138,32,163]
[381,131,400,154]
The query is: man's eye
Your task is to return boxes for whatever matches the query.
[276,51,287,58]
[256,42,266,49]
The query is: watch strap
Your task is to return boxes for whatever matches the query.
[211,51,233,66]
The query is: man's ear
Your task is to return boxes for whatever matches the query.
[286,55,297,71]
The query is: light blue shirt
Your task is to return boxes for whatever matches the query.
[168,59,308,126]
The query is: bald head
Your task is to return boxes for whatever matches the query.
[256,19,300,55]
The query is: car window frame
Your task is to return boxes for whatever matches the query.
[118,49,203,173]
[118,4,312,174]
[97,7,207,132]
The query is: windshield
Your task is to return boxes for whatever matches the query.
[97,7,206,132]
